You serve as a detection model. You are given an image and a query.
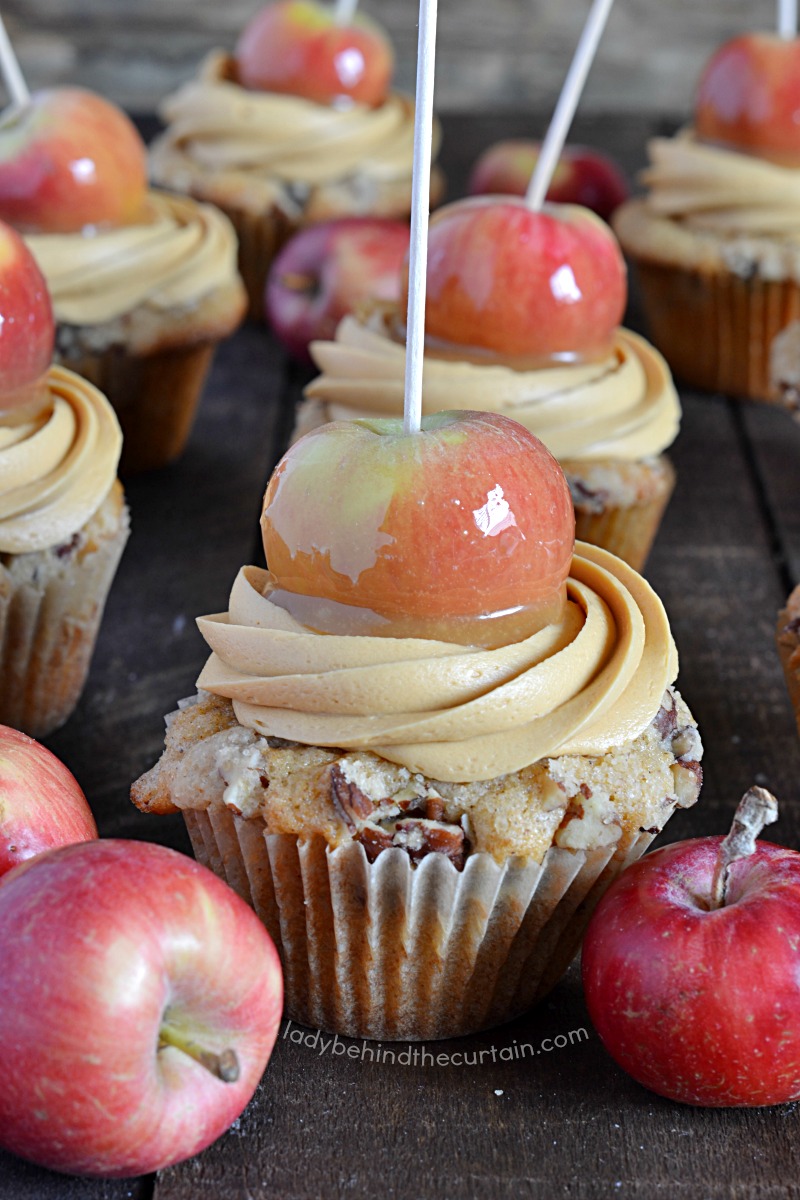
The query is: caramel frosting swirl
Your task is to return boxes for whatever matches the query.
[0,365,122,554]
[306,314,679,461]
[24,191,241,325]
[641,131,800,238]
[195,542,678,783]
[150,52,430,216]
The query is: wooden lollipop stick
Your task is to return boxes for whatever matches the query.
[526,0,615,211]
[0,14,29,107]
[403,0,438,437]
[334,0,359,25]
[778,0,797,39]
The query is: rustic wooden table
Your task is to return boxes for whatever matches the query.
[3,113,800,1200]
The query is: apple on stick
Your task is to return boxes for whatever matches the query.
[582,787,800,1107]
[0,724,97,876]
[235,0,394,108]
[0,839,283,1177]
[266,217,410,363]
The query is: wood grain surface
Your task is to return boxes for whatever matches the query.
[1,111,800,1200]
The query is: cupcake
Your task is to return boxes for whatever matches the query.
[131,412,702,1041]
[0,86,246,474]
[149,0,444,321]
[613,32,800,410]
[303,197,680,572]
[0,223,127,737]
[777,586,800,736]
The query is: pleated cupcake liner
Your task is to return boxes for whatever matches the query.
[0,483,129,738]
[183,802,660,1041]
[220,204,299,323]
[60,342,217,475]
[635,259,800,408]
[571,458,676,574]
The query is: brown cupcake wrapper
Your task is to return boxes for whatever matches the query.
[634,258,800,409]
[59,342,219,475]
[220,204,299,323]
[0,483,129,738]
[571,461,676,573]
[183,802,659,1041]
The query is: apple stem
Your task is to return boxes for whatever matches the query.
[403,0,438,437]
[158,1024,241,1084]
[778,0,797,39]
[710,786,779,908]
[0,15,29,108]
[525,0,615,212]
[334,0,359,24]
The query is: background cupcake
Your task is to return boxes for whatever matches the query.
[149,0,444,321]
[132,413,702,1040]
[614,31,800,410]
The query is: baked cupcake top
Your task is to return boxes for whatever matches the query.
[0,365,122,554]
[149,51,437,220]
[306,309,679,462]
[195,541,677,784]
[614,131,800,280]
[24,191,242,326]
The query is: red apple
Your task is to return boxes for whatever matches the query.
[468,140,629,222]
[695,33,800,165]
[261,410,575,646]
[0,724,96,877]
[0,219,54,415]
[235,0,394,108]
[266,217,409,362]
[0,838,283,1177]
[404,197,627,364]
[582,788,800,1107]
[0,87,148,233]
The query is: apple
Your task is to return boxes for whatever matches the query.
[261,409,575,647]
[0,219,54,415]
[404,196,627,363]
[266,217,409,362]
[468,140,629,222]
[0,87,148,233]
[0,724,96,877]
[695,33,800,165]
[235,0,394,108]
[0,838,283,1177]
[582,786,800,1107]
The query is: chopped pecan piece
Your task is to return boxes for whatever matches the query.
[579,782,593,800]
[356,825,394,863]
[425,794,445,821]
[329,764,374,829]
[393,819,468,870]
[652,693,677,745]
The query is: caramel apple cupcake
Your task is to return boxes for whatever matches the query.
[777,586,800,736]
[0,86,246,474]
[0,223,127,736]
[303,197,680,572]
[132,412,702,1040]
[614,33,800,410]
[149,0,444,321]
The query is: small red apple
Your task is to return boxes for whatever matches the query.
[695,33,800,165]
[266,217,409,362]
[0,724,96,877]
[0,838,283,1177]
[583,787,800,1107]
[404,196,627,364]
[0,87,148,233]
[0,219,54,415]
[235,0,394,108]
[468,140,629,223]
[261,410,575,646]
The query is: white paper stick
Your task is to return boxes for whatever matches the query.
[0,14,28,108]
[778,0,797,39]
[334,0,359,25]
[403,0,437,437]
[526,0,615,211]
